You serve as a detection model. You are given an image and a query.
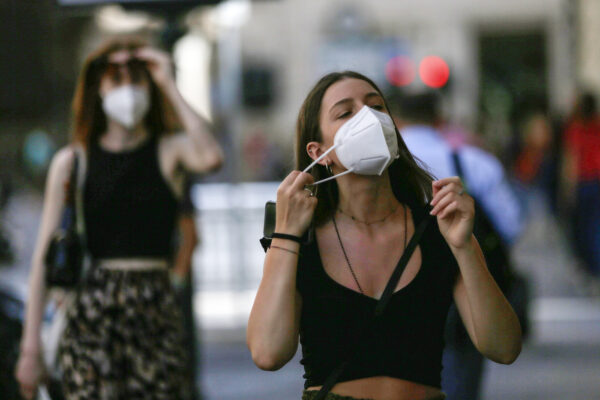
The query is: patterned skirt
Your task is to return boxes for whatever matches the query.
[58,266,188,400]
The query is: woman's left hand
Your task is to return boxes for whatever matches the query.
[430,177,475,249]
[135,47,174,88]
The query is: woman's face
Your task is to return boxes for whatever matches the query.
[309,77,387,165]
[98,49,150,96]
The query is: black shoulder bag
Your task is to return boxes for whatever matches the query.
[44,150,85,288]
[260,202,432,399]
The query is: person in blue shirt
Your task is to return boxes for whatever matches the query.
[396,93,522,245]
[392,91,523,400]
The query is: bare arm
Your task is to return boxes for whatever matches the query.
[247,244,303,370]
[16,147,74,398]
[451,236,522,364]
[171,214,199,281]
[247,171,317,370]
[430,177,522,364]
[136,47,224,174]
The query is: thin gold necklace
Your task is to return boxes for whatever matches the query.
[337,205,399,225]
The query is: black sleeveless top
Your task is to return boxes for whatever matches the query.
[296,206,459,389]
[83,137,179,259]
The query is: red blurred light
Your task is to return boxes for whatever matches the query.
[419,56,449,88]
[385,56,416,87]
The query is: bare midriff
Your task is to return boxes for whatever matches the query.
[307,376,444,400]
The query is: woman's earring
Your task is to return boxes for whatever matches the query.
[326,161,333,176]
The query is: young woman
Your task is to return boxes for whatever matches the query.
[247,71,521,400]
[15,37,223,399]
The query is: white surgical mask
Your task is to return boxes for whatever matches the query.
[102,85,150,130]
[304,105,400,185]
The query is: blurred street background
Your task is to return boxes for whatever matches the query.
[2,0,600,399]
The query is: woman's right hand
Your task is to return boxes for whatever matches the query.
[275,171,318,237]
[15,352,46,400]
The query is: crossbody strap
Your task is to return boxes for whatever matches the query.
[72,146,91,281]
[375,213,432,316]
[72,146,87,240]
[314,214,433,400]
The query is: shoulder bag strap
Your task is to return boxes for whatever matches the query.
[451,150,464,179]
[314,214,433,400]
[72,145,91,282]
[72,145,87,239]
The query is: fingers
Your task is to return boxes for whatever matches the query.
[438,200,459,219]
[275,171,318,236]
[277,171,317,202]
[291,171,315,191]
[430,178,473,218]
[432,176,462,196]
[430,191,456,215]
[433,176,462,187]
[280,170,301,188]
[431,180,463,206]
[278,171,315,195]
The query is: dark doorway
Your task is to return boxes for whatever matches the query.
[478,30,548,161]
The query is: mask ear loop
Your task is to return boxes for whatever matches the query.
[303,145,354,186]
[303,145,336,174]
[309,168,354,185]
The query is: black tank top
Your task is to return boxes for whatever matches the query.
[296,206,459,389]
[83,137,179,259]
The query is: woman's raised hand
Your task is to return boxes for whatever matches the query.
[430,176,475,249]
[275,171,318,237]
[135,47,174,88]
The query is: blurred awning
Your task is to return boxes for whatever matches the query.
[58,0,223,5]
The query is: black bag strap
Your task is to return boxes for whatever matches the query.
[59,152,79,232]
[451,151,464,181]
[69,151,79,207]
[71,147,91,282]
[314,214,433,400]
[375,214,432,316]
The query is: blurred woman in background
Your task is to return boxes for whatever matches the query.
[15,37,223,399]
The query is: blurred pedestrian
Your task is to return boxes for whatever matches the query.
[512,112,556,214]
[15,36,223,399]
[392,91,523,400]
[247,71,521,400]
[562,92,600,282]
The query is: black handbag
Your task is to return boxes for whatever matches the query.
[44,151,84,288]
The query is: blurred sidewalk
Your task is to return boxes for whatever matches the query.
[2,187,599,399]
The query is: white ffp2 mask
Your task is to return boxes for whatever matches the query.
[102,85,150,130]
[303,105,400,185]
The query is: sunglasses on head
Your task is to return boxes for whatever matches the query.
[94,56,148,84]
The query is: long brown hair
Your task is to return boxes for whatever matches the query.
[71,36,178,146]
[295,71,434,226]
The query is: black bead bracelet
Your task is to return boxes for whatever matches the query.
[271,233,302,243]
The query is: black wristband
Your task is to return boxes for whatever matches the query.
[271,232,302,243]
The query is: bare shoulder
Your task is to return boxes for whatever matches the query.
[49,146,76,177]
[159,132,223,173]
[159,132,187,150]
